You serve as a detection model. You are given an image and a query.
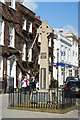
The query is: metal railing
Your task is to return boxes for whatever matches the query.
[8,88,76,109]
[0,77,14,94]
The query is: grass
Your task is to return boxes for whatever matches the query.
[7,102,77,114]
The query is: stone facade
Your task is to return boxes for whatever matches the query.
[37,21,54,90]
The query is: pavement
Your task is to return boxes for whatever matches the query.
[0,94,80,119]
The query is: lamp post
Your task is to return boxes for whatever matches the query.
[57,48,59,108]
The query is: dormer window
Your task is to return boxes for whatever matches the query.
[28,21,32,33]
[9,0,15,9]
[22,18,26,30]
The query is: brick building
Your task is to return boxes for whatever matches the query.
[0,1,41,89]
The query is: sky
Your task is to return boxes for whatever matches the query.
[24,1,79,36]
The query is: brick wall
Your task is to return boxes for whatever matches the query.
[1,2,41,88]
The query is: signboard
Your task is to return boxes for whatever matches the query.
[41,53,46,59]
[40,68,46,89]
[61,51,66,56]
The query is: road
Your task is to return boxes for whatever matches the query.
[0,94,79,119]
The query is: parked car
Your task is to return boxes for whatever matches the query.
[66,76,78,82]
[64,78,80,98]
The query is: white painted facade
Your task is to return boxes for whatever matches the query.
[53,31,78,87]
[64,33,79,76]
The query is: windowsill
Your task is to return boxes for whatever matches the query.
[0,44,4,46]
[9,6,16,11]
[8,45,15,49]
[22,28,26,31]
[22,60,26,62]
[1,2,5,5]
[19,2,24,6]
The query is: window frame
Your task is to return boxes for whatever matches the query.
[9,25,15,48]
[22,18,26,30]
[0,56,3,81]
[9,0,15,10]
[28,21,32,33]
[22,43,26,61]
[0,20,4,46]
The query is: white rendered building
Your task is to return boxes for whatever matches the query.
[53,29,78,87]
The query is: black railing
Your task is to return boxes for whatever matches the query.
[0,77,14,94]
[8,88,76,109]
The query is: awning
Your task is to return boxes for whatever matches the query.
[53,62,72,68]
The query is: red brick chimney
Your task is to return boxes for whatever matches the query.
[36,16,40,21]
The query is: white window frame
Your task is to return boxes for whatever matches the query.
[22,18,26,30]
[0,0,5,3]
[61,45,64,62]
[0,20,4,46]
[65,47,67,62]
[28,45,32,62]
[9,0,15,9]
[28,21,32,33]
[38,52,40,64]
[19,1,24,5]
[9,25,15,48]
[0,56,3,81]
[49,57,51,65]
[38,34,41,43]
[22,43,26,61]
[69,49,70,63]
[49,38,51,47]
[8,25,15,48]
[7,58,16,88]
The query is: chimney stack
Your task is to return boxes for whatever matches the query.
[59,27,63,33]
[36,16,40,21]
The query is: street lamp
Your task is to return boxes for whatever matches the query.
[57,48,59,108]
